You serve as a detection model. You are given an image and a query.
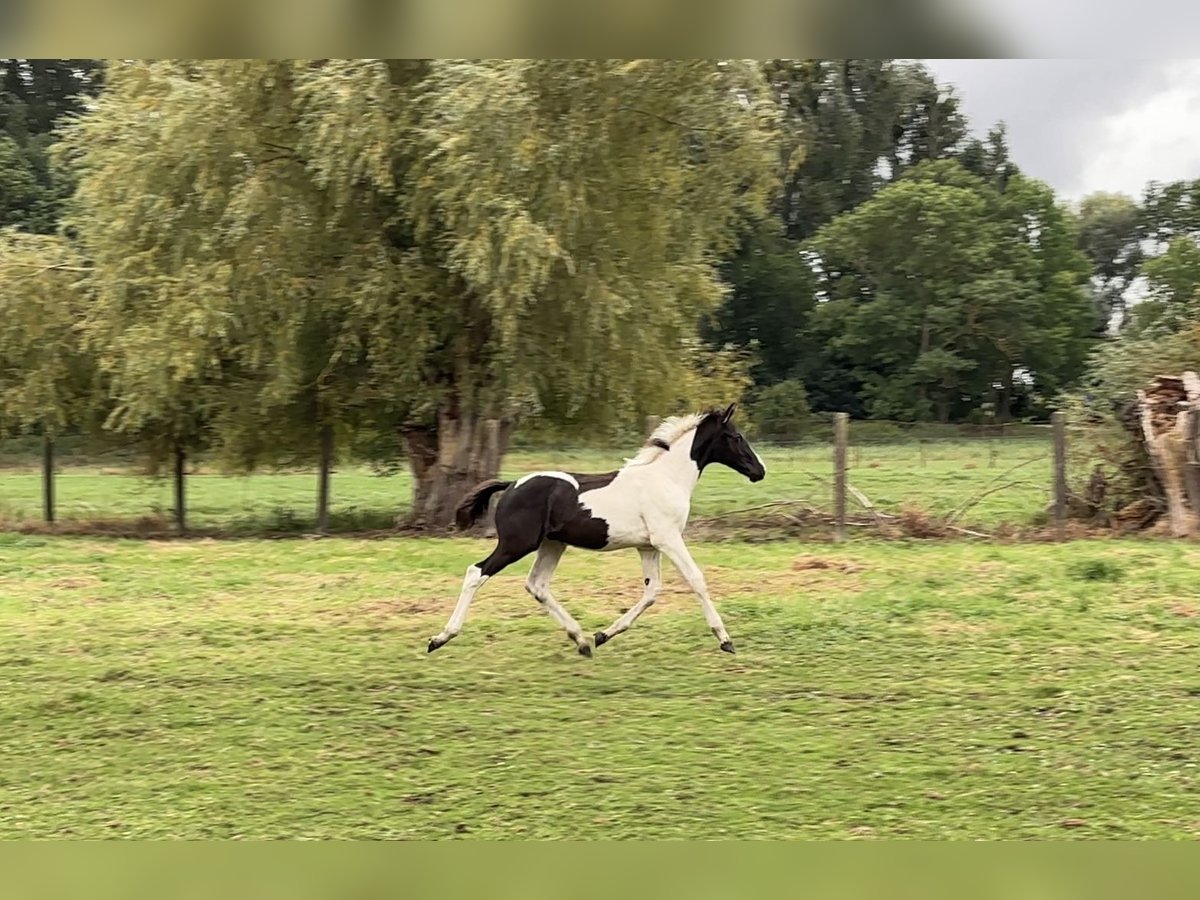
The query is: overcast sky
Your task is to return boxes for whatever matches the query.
[923,58,1200,204]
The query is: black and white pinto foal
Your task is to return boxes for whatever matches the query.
[429,403,766,657]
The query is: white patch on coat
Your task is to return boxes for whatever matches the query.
[582,429,702,550]
[515,471,580,489]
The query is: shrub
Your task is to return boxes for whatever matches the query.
[750,379,811,440]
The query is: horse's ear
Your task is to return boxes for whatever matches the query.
[722,402,737,423]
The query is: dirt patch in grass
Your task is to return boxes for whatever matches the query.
[46,576,103,590]
[921,614,998,638]
[792,556,865,574]
[348,598,447,619]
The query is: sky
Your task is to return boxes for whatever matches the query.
[923,58,1200,204]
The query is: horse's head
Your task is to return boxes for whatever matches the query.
[693,403,766,482]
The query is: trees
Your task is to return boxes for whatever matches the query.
[0,232,98,520]
[762,59,969,243]
[4,57,1125,540]
[60,59,778,526]
[749,379,810,439]
[1075,192,1144,333]
[0,60,104,523]
[810,170,988,421]
[709,60,972,411]
[1135,237,1200,332]
[1141,179,1200,246]
[706,221,819,387]
[0,59,103,233]
[808,160,1093,421]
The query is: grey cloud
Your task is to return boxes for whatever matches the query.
[924,59,1177,198]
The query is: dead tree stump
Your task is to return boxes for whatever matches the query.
[1130,372,1200,537]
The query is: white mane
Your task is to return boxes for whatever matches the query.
[622,412,708,468]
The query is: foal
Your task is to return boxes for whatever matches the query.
[428,403,766,656]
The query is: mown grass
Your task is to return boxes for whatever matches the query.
[2,533,1199,839]
[0,438,1052,534]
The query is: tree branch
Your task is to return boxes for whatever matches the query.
[617,105,712,132]
[259,140,298,155]
[2,263,93,280]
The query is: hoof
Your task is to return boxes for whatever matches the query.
[594,631,609,648]
[578,643,593,658]
[427,638,444,654]
[719,640,735,654]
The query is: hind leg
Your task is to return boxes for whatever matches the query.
[427,540,535,653]
[524,541,590,657]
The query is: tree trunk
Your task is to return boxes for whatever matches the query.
[936,396,951,424]
[316,423,333,534]
[916,318,932,419]
[42,432,55,524]
[173,444,186,534]
[402,412,512,530]
[997,367,1014,423]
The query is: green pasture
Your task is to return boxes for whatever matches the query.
[1,534,1198,838]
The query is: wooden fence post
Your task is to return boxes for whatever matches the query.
[316,424,333,534]
[834,413,848,542]
[173,444,187,535]
[1052,410,1067,538]
[646,415,661,438]
[42,431,55,524]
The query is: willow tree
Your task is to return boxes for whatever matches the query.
[0,231,98,521]
[62,59,778,526]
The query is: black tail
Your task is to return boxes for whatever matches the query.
[455,479,512,530]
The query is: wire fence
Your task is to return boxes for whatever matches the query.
[0,420,1075,538]
[685,423,1058,538]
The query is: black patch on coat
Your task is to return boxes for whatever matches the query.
[649,438,670,451]
[573,471,618,494]
[490,472,618,554]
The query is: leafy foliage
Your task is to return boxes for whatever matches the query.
[0,59,103,234]
[1138,237,1200,331]
[748,378,811,439]
[808,160,1093,421]
[55,59,778,521]
[0,231,97,436]
[706,221,819,386]
[1076,192,1143,332]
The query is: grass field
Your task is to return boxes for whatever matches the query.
[2,532,1199,839]
[0,437,1054,534]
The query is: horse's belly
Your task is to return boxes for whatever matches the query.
[576,482,650,550]
[597,522,649,550]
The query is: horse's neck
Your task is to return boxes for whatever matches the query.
[650,430,703,496]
